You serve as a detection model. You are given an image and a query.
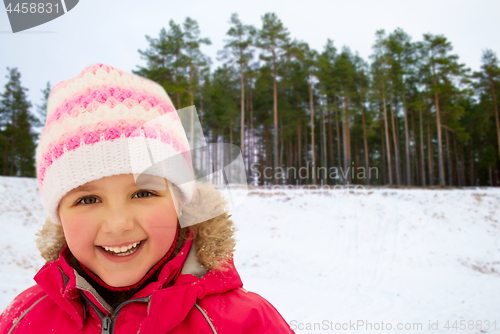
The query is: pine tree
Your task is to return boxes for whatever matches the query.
[291,41,318,183]
[317,39,340,176]
[417,34,468,186]
[219,13,256,162]
[0,68,37,177]
[202,65,239,139]
[332,47,358,183]
[257,12,290,183]
[387,28,414,185]
[371,30,394,184]
[183,17,211,108]
[182,17,211,153]
[35,81,50,129]
[352,53,372,185]
[278,41,309,184]
[135,21,187,109]
[474,49,500,162]
[167,21,188,110]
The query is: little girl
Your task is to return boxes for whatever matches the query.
[0,64,294,333]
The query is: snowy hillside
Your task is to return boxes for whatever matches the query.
[1,176,499,333]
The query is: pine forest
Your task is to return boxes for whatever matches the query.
[2,13,500,187]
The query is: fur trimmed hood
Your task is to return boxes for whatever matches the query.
[35,182,236,271]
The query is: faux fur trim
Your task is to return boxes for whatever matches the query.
[35,182,236,271]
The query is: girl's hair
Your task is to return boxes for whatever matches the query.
[36,181,236,271]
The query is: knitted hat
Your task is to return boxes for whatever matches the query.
[36,64,195,226]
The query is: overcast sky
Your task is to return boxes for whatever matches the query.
[1,0,499,110]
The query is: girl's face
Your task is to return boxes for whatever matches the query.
[58,174,178,287]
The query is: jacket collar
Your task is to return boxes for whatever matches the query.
[33,233,243,330]
[139,254,243,332]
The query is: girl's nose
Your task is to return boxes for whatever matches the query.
[100,207,135,234]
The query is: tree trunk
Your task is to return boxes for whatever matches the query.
[272,48,279,184]
[304,113,309,184]
[381,120,387,184]
[328,104,335,176]
[461,146,466,187]
[343,96,351,183]
[3,136,8,175]
[389,86,401,185]
[288,138,293,184]
[250,85,254,173]
[214,134,219,184]
[309,76,316,184]
[321,102,327,185]
[419,106,426,186]
[410,105,417,186]
[460,143,466,187]
[470,139,476,187]
[432,64,445,186]
[361,101,370,185]
[334,95,342,172]
[354,139,359,184]
[402,87,411,185]
[445,127,453,186]
[230,123,233,146]
[265,124,270,184]
[396,105,402,183]
[280,119,284,171]
[298,116,302,172]
[348,98,352,183]
[453,133,461,186]
[382,83,393,184]
[287,137,295,184]
[9,130,16,176]
[489,166,493,186]
[489,78,500,161]
[427,106,434,186]
[245,95,250,174]
[240,61,245,164]
[189,57,194,107]
[188,62,195,161]
[175,51,181,110]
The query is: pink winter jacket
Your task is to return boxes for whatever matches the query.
[0,237,294,333]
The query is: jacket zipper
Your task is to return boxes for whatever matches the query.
[101,316,111,334]
[80,291,150,334]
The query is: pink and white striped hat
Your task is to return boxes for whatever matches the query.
[36,64,195,225]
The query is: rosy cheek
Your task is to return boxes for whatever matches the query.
[62,217,97,257]
[144,206,178,254]
[146,210,177,230]
[146,201,178,228]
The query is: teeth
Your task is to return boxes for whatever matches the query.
[103,242,140,254]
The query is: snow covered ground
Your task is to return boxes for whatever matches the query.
[0,176,499,333]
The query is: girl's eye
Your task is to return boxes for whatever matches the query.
[77,196,100,205]
[134,190,155,199]
[74,191,155,205]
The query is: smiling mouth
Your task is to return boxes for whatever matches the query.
[100,241,143,257]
